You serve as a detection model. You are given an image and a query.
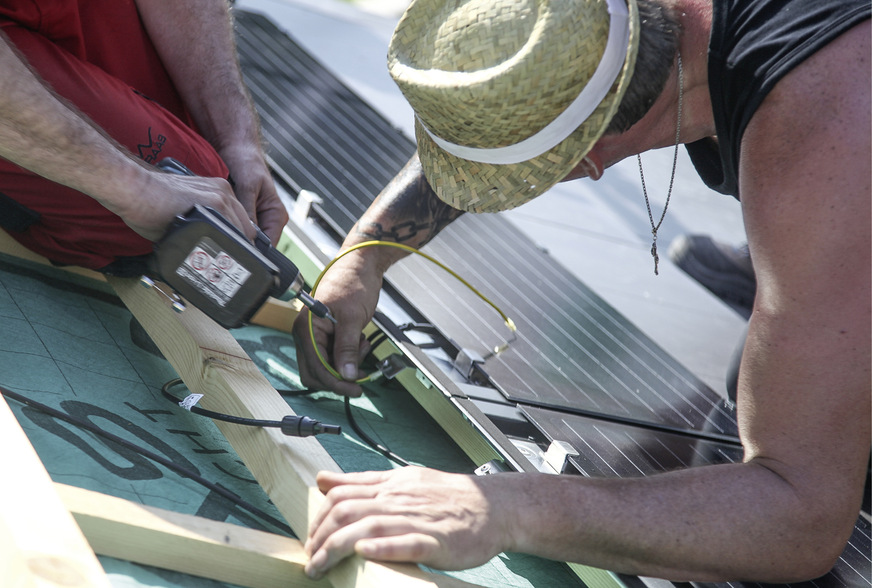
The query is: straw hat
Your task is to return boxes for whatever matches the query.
[388,0,640,212]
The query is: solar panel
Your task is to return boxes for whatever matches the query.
[232,13,869,587]
[234,10,736,438]
[234,11,414,236]
[521,406,870,588]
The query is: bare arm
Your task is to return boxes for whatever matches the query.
[293,154,463,396]
[0,31,137,209]
[303,22,870,582]
[352,154,464,250]
[0,27,255,242]
[135,0,288,242]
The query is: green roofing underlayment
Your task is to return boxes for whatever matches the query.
[0,253,582,588]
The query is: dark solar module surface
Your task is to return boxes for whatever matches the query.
[522,406,871,588]
[233,10,869,587]
[393,215,740,437]
[234,9,737,439]
[234,10,415,236]
[520,405,743,476]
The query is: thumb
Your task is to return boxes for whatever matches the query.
[332,324,364,381]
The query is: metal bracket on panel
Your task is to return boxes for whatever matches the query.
[474,459,511,476]
[510,439,579,474]
[378,352,435,390]
[543,440,580,475]
[291,189,323,226]
[454,348,485,381]
[511,439,550,473]
[376,354,412,380]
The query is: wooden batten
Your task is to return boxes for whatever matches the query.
[107,276,482,588]
[0,396,111,588]
[250,296,302,333]
[0,228,482,588]
[56,483,319,588]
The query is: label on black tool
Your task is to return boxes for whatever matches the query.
[175,237,251,307]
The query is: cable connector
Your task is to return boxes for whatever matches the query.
[280,415,341,437]
[297,290,337,324]
[161,378,341,437]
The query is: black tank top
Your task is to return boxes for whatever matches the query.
[685,0,871,198]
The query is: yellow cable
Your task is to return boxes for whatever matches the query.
[307,240,517,384]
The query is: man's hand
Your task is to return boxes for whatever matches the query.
[218,143,288,244]
[292,249,384,397]
[117,168,257,242]
[304,467,513,579]
[137,0,289,244]
[291,154,464,395]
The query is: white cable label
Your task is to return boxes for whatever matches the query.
[179,393,204,411]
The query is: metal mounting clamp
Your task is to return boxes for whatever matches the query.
[376,354,412,380]
[454,348,485,380]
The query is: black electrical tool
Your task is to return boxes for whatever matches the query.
[145,158,335,329]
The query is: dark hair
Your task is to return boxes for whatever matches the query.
[605,0,681,134]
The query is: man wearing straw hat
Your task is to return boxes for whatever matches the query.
[296,0,870,581]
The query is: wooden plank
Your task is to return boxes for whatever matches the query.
[250,296,302,333]
[0,521,36,588]
[0,231,106,282]
[56,483,319,588]
[107,275,483,588]
[0,229,480,587]
[0,395,111,588]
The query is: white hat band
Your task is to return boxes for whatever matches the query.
[419,0,631,165]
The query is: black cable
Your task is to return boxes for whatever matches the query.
[161,379,341,437]
[276,387,320,397]
[393,322,443,350]
[278,379,414,468]
[366,330,389,350]
[0,384,292,536]
[174,322,412,467]
[344,394,412,468]
[396,321,438,334]
[354,329,413,467]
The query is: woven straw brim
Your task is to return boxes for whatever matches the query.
[405,0,640,213]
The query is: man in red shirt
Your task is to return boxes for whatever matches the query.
[0,0,287,274]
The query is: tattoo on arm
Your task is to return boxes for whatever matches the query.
[355,155,464,247]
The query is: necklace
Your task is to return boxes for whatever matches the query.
[638,53,683,275]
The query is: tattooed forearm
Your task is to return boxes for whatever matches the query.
[354,154,464,247]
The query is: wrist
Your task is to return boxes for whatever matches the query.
[476,473,536,555]
[326,245,388,289]
[215,136,265,162]
[336,236,407,276]
[205,94,265,155]
[85,155,154,218]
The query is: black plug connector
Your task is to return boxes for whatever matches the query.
[161,378,341,438]
[280,415,342,437]
[297,291,337,324]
